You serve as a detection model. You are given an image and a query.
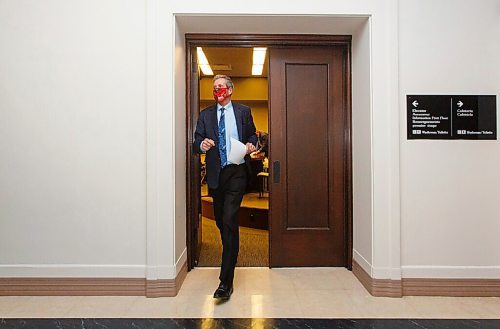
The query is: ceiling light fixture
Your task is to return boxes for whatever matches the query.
[197,47,213,76]
[252,47,267,76]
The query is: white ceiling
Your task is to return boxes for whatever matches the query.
[177,15,368,35]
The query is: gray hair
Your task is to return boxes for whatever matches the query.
[213,75,234,89]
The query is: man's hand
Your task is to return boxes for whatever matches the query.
[245,143,256,154]
[201,138,215,152]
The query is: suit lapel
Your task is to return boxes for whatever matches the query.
[209,105,218,138]
[233,103,243,142]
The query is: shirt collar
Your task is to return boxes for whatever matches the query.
[217,101,233,112]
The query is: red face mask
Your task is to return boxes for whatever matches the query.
[213,87,229,103]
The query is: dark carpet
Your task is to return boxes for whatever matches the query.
[198,217,269,267]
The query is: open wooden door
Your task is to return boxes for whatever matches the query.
[187,34,352,271]
[269,46,349,267]
[187,46,202,269]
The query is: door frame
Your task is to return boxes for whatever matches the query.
[185,34,353,271]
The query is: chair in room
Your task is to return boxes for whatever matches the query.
[257,157,269,198]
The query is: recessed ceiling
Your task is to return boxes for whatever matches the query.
[201,47,268,78]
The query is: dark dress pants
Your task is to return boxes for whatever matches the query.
[209,164,247,287]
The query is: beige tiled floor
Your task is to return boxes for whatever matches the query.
[1,268,500,318]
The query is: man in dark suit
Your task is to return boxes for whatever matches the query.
[193,75,257,300]
[255,130,269,157]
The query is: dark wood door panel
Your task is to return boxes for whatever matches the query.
[285,63,330,229]
[269,47,347,267]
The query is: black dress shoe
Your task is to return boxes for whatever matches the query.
[213,283,233,300]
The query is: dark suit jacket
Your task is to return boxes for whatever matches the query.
[257,132,269,156]
[193,102,257,189]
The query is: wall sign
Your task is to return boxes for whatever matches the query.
[407,95,497,140]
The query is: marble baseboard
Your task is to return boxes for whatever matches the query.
[146,261,188,297]
[353,260,500,297]
[352,260,402,297]
[403,277,500,297]
[0,262,188,298]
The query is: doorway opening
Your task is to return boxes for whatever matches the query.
[186,34,353,271]
[197,46,270,267]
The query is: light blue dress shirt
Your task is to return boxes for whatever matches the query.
[217,102,244,165]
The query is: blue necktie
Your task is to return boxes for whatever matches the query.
[218,108,227,168]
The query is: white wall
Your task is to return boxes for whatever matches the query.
[399,0,500,278]
[174,20,187,267]
[351,19,374,274]
[1,0,400,280]
[6,0,495,283]
[0,0,147,276]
